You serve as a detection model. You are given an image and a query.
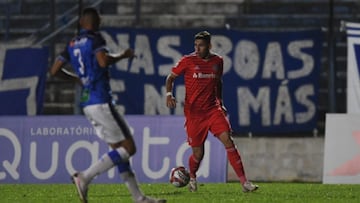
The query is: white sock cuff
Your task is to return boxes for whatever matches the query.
[117,147,130,161]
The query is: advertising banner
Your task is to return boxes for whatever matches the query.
[346,22,360,113]
[102,28,322,133]
[0,116,227,183]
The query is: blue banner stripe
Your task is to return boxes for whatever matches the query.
[0,48,48,115]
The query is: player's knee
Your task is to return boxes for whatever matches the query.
[218,132,234,146]
[223,139,234,148]
[222,139,234,149]
[128,145,136,156]
[128,140,137,155]
[117,138,137,156]
[195,154,203,161]
[192,150,204,160]
[121,142,135,156]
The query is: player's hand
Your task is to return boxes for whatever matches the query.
[166,95,177,108]
[221,105,228,115]
[122,48,136,59]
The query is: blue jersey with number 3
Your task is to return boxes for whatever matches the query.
[59,29,112,107]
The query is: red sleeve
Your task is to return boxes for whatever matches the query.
[219,57,224,76]
[171,56,187,76]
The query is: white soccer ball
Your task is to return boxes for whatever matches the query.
[169,166,190,187]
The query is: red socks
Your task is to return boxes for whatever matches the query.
[188,154,200,179]
[188,146,247,184]
[226,146,247,184]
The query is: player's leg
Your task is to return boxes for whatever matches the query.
[106,104,166,202]
[217,131,247,183]
[71,104,131,202]
[217,132,258,192]
[77,104,129,182]
[210,109,258,192]
[188,145,204,192]
[109,118,166,202]
[78,103,166,202]
[185,116,208,192]
[189,146,204,179]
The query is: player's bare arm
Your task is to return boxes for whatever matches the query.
[96,48,135,68]
[216,78,223,105]
[49,59,64,76]
[165,73,177,108]
[216,78,227,114]
[49,59,81,84]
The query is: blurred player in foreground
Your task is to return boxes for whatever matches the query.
[165,31,258,193]
[50,7,166,203]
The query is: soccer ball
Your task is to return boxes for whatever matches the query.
[169,166,190,187]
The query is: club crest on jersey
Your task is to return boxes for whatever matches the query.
[70,38,88,47]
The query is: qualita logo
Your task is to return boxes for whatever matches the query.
[0,128,21,180]
[0,116,227,183]
[192,72,216,79]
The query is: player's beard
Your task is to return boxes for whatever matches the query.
[197,50,210,59]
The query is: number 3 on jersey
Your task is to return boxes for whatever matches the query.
[73,48,85,75]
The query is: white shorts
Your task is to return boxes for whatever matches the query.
[83,103,132,144]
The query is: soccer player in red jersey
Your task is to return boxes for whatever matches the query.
[165,31,258,192]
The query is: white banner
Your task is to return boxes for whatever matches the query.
[323,114,360,184]
[346,22,360,113]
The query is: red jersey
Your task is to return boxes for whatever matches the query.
[171,52,223,115]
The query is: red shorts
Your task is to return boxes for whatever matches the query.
[184,108,231,147]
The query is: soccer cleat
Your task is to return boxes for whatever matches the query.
[136,196,167,203]
[242,181,259,192]
[71,172,88,203]
[188,178,197,192]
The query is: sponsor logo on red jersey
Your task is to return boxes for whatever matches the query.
[192,72,216,79]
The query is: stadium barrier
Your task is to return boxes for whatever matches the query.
[229,137,323,182]
[323,114,360,184]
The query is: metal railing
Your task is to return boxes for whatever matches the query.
[32,0,104,47]
[1,0,22,41]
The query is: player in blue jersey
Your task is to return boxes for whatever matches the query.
[49,7,166,203]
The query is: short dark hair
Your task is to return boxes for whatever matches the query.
[194,31,211,43]
[82,7,100,24]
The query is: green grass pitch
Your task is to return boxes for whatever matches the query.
[1,182,359,203]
